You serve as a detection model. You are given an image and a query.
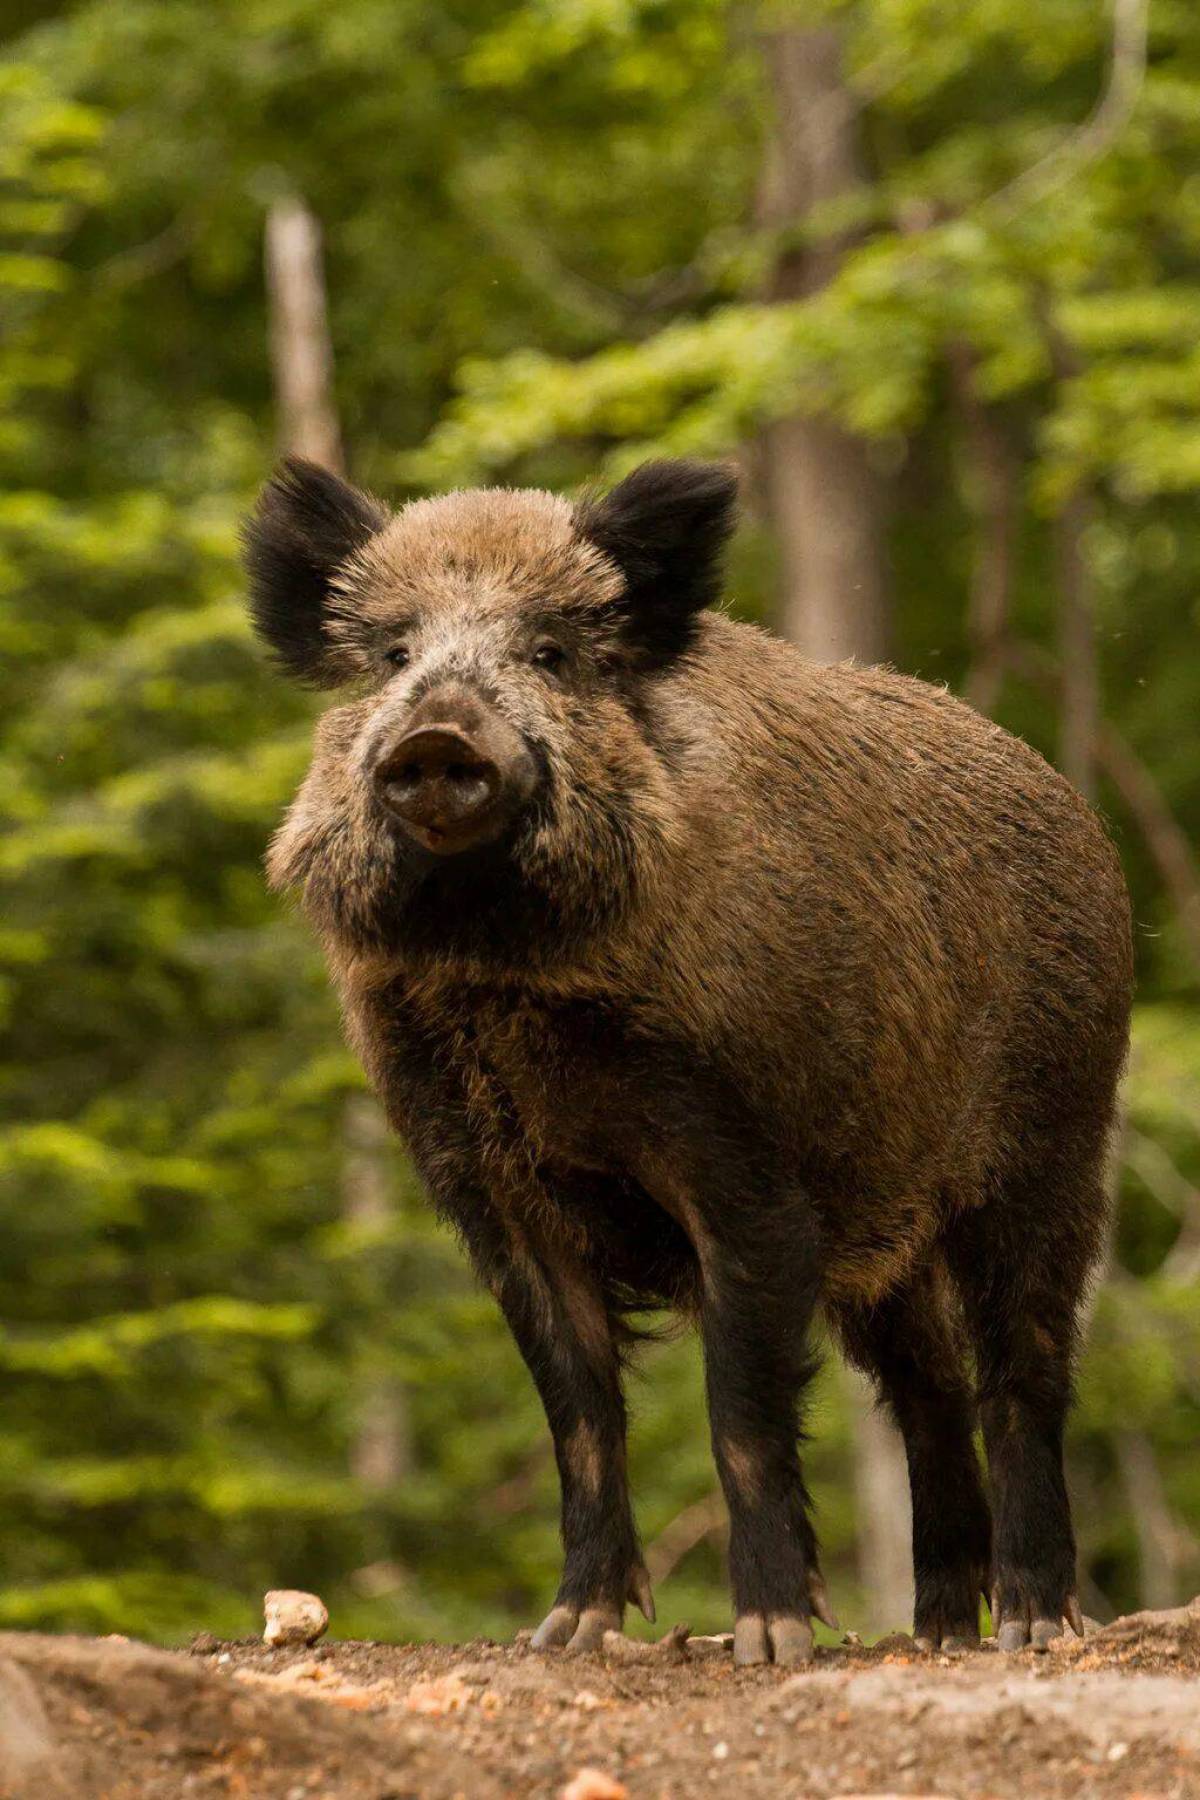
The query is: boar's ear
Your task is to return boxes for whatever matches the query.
[575,459,739,666]
[242,457,390,684]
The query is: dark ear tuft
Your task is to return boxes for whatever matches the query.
[241,457,390,684]
[575,458,739,666]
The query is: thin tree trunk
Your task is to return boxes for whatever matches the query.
[765,414,890,663]
[949,346,1017,714]
[758,26,905,1622]
[760,26,889,665]
[264,194,409,1491]
[1055,488,1099,801]
[265,196,344,472]
[1036,304,1100,801]
[847,1369,913,1636]
[1115,1431,1181,1610]
[342,1094,412,1486]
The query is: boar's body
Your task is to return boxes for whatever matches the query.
[249,457,1132,1666]
[338,623,1126,1311]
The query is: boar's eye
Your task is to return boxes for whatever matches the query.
[530,641,566,676]
[384,644,411,670]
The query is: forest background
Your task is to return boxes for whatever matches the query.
[2,0,1199,1647]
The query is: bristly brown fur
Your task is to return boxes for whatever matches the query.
[245,456,1134,1659]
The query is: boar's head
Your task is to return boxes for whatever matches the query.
[243,457,737,962]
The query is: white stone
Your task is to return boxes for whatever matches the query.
[263,1589,329,1647]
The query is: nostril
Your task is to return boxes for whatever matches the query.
[381,758,493,791]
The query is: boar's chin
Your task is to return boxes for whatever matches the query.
[271,738,666,968]
[285,801,631,967]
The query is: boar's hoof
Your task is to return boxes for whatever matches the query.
[913,1613,985,1654]
[914,1632,980,1655]
[733,1612,814,1667]
[993,1593,1083,1652]
[531,1604,622,1654]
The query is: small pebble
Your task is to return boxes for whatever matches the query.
[686,1633,735,1659]
[560,1771,628,1800]
[405,1673,470,1715]
[263,1589,329,1648]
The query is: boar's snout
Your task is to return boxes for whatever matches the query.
[370,690,537,856]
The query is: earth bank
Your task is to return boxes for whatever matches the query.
[2,1600,1200,1799]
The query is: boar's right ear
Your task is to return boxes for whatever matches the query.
[575,458,739,667]
[242,457,390,684]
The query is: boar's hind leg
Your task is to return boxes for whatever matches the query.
[689,1201,834,1667]
[459,1213,651,1653]
[945,1149,1105,1651]
[833,1273,992,1651]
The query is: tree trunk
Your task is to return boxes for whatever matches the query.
[265,196,344,472]
[1037,308,1100,801]
[847,1369,913,1636]
[1054,488,1098,801]
[341,1094,412,1487]
[264,194,409,1491]
[949,345,1017,715]
[759,26,906,1627]
[1115,1431,1181,1611]
[760,26,889,664]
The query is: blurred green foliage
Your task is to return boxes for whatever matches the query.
[0,0,1198,1647]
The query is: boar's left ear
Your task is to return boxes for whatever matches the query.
[242,456,390,684]
[575,458,739,666]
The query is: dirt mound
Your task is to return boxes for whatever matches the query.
[3,1600,1200,1799]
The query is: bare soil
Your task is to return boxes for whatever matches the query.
[3,1601,1200,1800]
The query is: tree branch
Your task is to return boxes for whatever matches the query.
[1114,1430,1189,1611]
[1000,639,1200,977]
[1124,1127,1200,1284]
[1098,723,1200,976]
[988,0,1150,215]
[94,210,200,289]
[643,1492,727,1586]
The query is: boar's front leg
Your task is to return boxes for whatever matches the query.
[652,1164,835,1666]
[374,1027,650,1652]
[456,1207,652,1652]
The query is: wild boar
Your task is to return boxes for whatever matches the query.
[244,456,1132,1664]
